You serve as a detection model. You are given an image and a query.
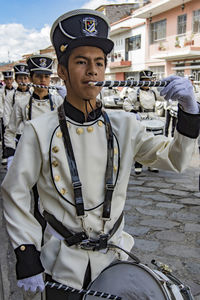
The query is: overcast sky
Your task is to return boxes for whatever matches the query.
[0,0,138,63]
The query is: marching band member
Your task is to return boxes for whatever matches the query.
[1,9,200,300]
[0,70,15,165]
[123,70,162,174]
[3,63,31,135]
[4,55,63,166]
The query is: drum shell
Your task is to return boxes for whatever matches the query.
[141,119,165,135]
[84,261,190,300]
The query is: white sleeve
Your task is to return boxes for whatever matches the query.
[1,122,43,250]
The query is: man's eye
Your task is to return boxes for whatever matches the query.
[77,60,86,64]
[97,62,104,67]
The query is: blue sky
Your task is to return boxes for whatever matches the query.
[0,0,88,30]
[0,0,134,62]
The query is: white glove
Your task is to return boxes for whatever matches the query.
[17,273,45,293]
[55,85,67,98]
[7,156,14,170]
[160,75,199,114]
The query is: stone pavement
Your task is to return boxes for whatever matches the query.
[125,144,200,299]
[0,144,199,299]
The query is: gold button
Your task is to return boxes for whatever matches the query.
[52,146,59,153]
[113,165,118,172]
[20,245,26,251]
[37,103,40,106]
[56,131,62,138]
[98,121,103,127]
[60,188,66,195]
[114,148,118,155]
[54,175,60,182]
[27,105,30,109]
[60,44,66,52]
[66,122,70,128]
[87,126,93,133]
[76,128,84,135]
[52,160,59,167]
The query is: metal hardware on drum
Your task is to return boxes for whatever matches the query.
[151,259,195,300]
[18,82,57,89]
[88,80,170,88]
[45,281,122,299]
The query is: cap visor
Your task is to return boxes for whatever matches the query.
[32,70,52,75]
[67,36,114,55]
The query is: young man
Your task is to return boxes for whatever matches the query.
[1,9,200,300]
[0,70,15,165]
[123,70,163,174]
[3,63,31,131]
[4,55,63,161]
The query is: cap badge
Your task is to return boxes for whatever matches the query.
[20,66,25,72]
[39,58,47,68]
[82,17,97,36]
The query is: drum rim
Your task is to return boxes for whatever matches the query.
[85,260,172,300]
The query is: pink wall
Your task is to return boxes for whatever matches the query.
[146,0,200,76]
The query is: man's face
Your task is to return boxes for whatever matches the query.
[141,77,151,90]
[59,46,106,102]
[16,75,30,92]
[4,77,13,89]
[31,73,51,91]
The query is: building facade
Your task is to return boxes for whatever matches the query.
[111,0,200,81]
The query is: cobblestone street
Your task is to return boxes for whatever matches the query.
[0,144,199,299]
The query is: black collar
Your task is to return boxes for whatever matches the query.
[32,92,49,100]
[5,86,14,90]
[17,87,29,92]
[63,99,102,124]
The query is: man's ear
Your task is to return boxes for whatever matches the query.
[57,64,68,81]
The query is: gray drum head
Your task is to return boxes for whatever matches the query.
[84,261,168,300]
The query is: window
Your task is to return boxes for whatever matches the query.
[193,9,200,33]
[177,14,187,35]
[149,66,165,79]
[126,35,141,51]
[150,19,166,43]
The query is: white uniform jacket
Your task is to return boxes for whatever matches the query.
[123,87,157,112]
[0,87,15,119]
[3,88,31,127]
[4,92,63,151]
[1,101,200,290]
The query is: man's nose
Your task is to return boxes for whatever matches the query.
[87,62,97,76]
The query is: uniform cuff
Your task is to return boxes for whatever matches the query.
[4,147,15,158]
[176,105,200,138]
[15,244,44,279]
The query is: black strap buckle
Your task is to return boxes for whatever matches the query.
[72,181,82,189]
[106,183,114,191]
[65,231,88,247]
[80,234,109,251]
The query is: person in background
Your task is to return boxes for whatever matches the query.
[0,70,15,165]
[3,63,31,133]
[123,70,161,174]
[1,9,200,300]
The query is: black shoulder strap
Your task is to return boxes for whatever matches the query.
[49,93,54,111]
[28,95,33,120]
[137,88,140,102]
[101,110,114,219]
[58,104,85,216]
[151,89,157,101]
[12,90,16,106]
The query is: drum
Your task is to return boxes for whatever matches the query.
[84,261,194,300]
[141,119,165,135]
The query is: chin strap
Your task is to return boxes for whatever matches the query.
[83,98,96,121]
